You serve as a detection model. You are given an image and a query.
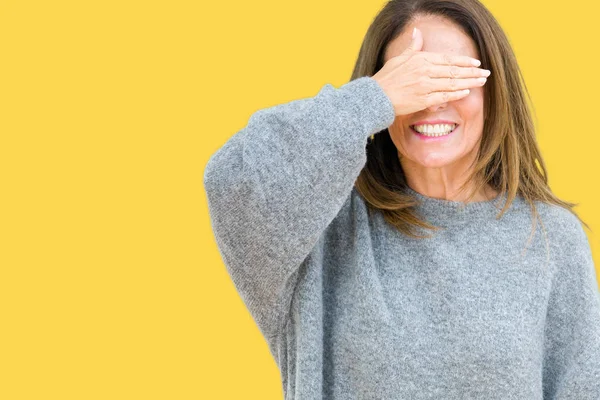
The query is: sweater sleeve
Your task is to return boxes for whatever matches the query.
[203,76,395,342]
[542,214,600,399]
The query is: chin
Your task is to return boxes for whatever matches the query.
[410,152,461,168]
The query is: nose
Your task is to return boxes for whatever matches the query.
[426,101,448,112]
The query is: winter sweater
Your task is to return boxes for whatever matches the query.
[203,76,600,399]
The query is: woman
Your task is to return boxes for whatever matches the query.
[204,0,600,398]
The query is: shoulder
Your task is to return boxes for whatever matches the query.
[533,201,587,240]
[533,201,592,265]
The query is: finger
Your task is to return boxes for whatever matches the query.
[404,27,423,53]
[425,89,471,107]
[428,65,491,79]
[424,52,481,67]
[430,77,487,92]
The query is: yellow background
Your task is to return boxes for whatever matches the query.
[1,0,598,399]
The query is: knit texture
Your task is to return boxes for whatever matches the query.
[203,76,600,399]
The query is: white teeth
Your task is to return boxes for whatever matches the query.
[412,124,457,136]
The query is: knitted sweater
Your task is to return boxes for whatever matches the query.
[203,76,600,399]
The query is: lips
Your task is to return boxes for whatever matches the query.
[409,124,459,140]
[409,124,459,134]
[411,119,458,126]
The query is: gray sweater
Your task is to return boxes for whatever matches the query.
[203,76,600,399]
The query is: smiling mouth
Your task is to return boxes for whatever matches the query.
[409,124,458,137]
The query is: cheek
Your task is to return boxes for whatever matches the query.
[389,116,411,137]
[460,87,484,114]
[459,91,485,132]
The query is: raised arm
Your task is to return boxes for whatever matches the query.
[203,77,395,341]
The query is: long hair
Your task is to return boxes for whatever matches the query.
[350,0,589,257]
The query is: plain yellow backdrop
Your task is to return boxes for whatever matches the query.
[1,0,598,399]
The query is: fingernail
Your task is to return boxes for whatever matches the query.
[472,59,481,67]
[412,28,416,39]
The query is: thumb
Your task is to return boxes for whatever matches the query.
[405,27,423,54]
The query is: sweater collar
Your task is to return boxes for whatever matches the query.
[403,185,518,226]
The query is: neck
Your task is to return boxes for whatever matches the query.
[399,153,498,203]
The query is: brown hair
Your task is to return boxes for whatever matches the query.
[350,0,590,255]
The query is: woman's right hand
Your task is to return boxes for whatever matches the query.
[372,27,491,116]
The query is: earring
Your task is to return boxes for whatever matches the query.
[370,134,375,141]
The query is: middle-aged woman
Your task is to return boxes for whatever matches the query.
[204,0,600,398]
